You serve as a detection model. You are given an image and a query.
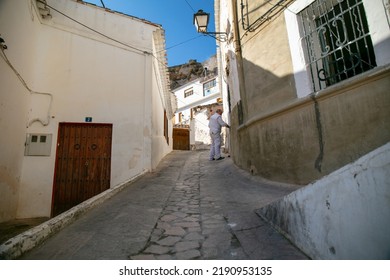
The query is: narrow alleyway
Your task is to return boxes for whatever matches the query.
[19,150,308,260]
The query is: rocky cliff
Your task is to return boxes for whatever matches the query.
[169,55,218,90]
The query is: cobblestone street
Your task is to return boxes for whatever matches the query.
[133,178,244,260]
[18,150,308,260]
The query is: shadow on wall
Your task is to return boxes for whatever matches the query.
[229,55,318,184]
[229,53,390,185]
[241,56,297,116]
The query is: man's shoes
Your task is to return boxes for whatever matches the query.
[216,157,225,160]
[209,158,215,161]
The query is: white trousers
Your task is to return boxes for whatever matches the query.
[209,132,222,160]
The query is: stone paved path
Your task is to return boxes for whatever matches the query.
[19,150,309,260]
[129,151,308,260]
[131,181,244,260]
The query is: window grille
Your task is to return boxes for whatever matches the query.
[184,88,194,98]
[299,0,376,91]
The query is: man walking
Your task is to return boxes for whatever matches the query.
[209,108,230,160]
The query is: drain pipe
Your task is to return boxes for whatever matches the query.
[232,0,247,124]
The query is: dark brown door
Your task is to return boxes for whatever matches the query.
[51,123,112,216]
[173,128,190,150]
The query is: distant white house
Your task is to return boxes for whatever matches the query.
[173,68,224,149]
[0,0,175,221]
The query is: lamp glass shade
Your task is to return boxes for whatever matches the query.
[194,10,209,33]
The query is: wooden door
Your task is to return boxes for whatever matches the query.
[173,128,190,150]
[51,123,112,216]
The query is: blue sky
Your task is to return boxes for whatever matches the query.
[84,0,217,66]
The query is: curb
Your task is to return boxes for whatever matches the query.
[0,171,147,260]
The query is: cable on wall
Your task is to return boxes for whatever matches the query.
[36,0,150,56]
[35,0,174,70]
[0,38,53,127]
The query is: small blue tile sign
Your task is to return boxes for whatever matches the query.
[85,117,93,122]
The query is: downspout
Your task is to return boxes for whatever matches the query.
[232,0,247,124]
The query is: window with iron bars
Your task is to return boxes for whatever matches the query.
[184,88,194,98]
[299,0,377,92]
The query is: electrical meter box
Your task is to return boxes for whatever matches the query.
[24,133,52,156]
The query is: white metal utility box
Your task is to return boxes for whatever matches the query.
[24,133,52,156]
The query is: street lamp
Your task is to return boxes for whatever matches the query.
[193,9,227,42]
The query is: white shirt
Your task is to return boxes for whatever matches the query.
[208,113,228,134]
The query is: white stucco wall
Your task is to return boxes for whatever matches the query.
[150,28,173,169]
[150,54,173,169]
[193,108,212,145]
[258,142,390,259]
[215,0,241,109]
[0,0,171,221]
[0,0,39,222]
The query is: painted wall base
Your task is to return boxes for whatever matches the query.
[257,142,390,259]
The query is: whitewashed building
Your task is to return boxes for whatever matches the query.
[0,0,175,221]
[173,69,223,149]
